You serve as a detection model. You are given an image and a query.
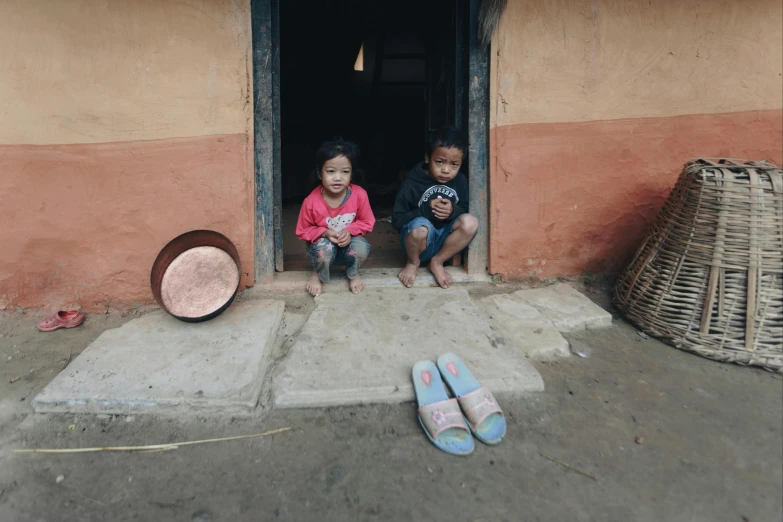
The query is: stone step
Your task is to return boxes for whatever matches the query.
[33,300,284,415]
[273,287,544,409]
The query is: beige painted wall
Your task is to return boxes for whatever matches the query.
[0,0,256,310]
[490,0,783,127]
[0,0,251,145]
[487,0,783,280]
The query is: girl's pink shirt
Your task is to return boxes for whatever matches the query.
[295,185,376,243]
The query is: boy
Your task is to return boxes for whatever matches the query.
[393,126,479,288]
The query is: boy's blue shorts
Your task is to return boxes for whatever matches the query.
[399,217,456,263]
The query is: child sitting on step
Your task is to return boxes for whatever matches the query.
[296,138,376,296]
[393,126,479,289]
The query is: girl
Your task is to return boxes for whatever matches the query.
[296,138,375,296]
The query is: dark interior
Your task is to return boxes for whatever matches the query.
[280,0,464,270]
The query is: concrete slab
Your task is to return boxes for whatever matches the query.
[273,288,544,408]
[513,283,612,333]
[32,300,284,415]
[479,294,570,360]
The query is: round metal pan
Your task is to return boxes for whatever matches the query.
[150,230,242,323]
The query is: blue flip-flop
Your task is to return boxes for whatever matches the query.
[412,360,474,456]
[436,353,507,445]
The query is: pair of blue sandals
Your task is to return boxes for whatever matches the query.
[413,353,507,456]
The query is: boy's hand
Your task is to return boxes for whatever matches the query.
[430,198,453,220]
[323,229,340,243]
[336,229,351,247]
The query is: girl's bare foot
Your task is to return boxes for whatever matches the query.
[349,274,365,294]
[398,262,419,288]
[428,260,452,288]
[306,272,322,297]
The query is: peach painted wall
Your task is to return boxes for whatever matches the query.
[0,0,254,310]
[488,0,783,279]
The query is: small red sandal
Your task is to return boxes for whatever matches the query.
[37,310,85,332]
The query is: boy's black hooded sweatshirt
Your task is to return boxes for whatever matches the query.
[392,162,469,231]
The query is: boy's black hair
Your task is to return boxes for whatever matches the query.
[426,126,467,158]
[313,138,364,184]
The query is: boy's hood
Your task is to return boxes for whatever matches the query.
[407,162,437,185]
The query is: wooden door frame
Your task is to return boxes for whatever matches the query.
[251,0,489,282]
[251,0,282,282]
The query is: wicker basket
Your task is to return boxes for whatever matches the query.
[614,158,783,372]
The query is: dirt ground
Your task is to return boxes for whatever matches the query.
[1,281,781,522]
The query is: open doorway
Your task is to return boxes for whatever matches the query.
[279,0,467,271]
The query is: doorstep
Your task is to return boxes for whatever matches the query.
[242,267,493,295]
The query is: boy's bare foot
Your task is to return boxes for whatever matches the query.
[398,262,419,288]
[306,272,322,297]
[349,274,365,294]
[428,259,452,288]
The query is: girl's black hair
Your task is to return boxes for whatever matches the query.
[314,138,362,182]
[426,126,467,158]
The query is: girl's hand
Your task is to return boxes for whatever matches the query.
[336,229,351,247]
[323,229,340,243]
[430,198,453,220]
